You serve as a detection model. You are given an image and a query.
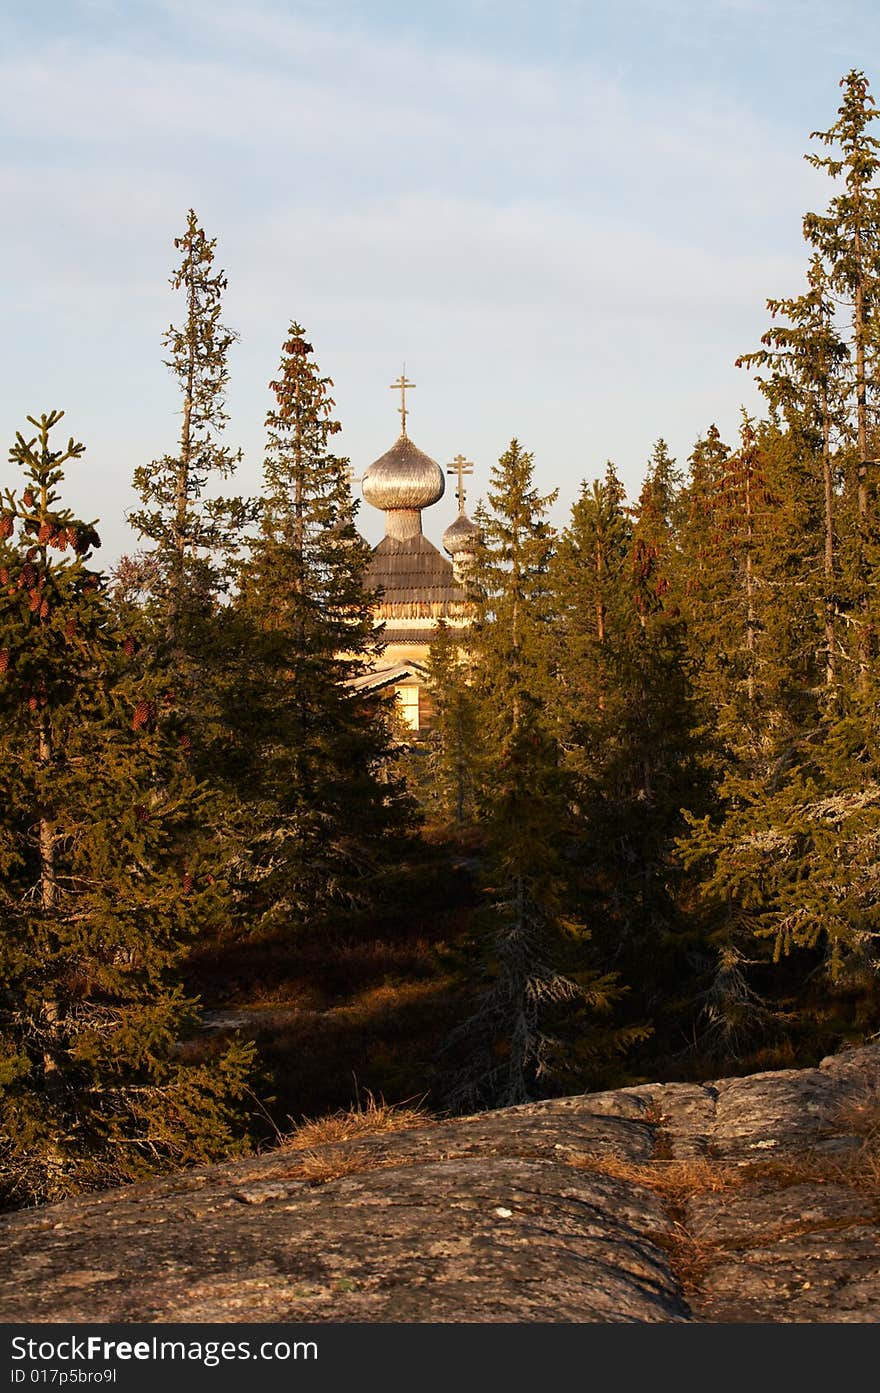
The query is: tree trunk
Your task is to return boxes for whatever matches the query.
[821,388,836,687]
[853,221,870,689]
[171,234,196,642]
[745,453,756,705]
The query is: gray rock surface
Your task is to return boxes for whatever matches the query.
[1,1042,878,1323]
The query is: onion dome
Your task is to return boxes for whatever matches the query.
[362,435,445,514]
[442,510,479,558]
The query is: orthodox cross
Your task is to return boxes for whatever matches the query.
[390,370,416,437]
[447,454,474,511]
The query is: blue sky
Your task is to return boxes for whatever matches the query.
[3,0,880,557]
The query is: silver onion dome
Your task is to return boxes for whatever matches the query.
[362,435,445,513]
[442,510,479,558]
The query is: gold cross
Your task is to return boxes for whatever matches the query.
[390,369,415,437]
[447,454,474,510]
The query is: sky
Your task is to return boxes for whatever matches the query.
[3,0,880,559]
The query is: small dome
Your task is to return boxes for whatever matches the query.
[442,510,479,557]
[362,435,445,513]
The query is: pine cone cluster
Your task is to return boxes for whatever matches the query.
[36,522,75,551]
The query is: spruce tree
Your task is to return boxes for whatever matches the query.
[552,451,703,1046]
[445,442,632,1110]
[803,70,880,685]
[129,210,248,634]
[228,325,410,929]
[127,210,252,799]
[0,412,255,1208]
[676,77,880,1049]
[552,463,631,760]
[675,413,848,1054]
[419,620,479,826]
[737,257,849,688]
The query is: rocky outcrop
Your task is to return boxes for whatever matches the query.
[1,1043,878,1323]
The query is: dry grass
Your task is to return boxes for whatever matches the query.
[280,1090,432,1154]
[264,1091,434,1187]
[831,1077,880,1145]
[286,1150,380,1186]
[566,1152,751,1199]
[569,1134,880,1203]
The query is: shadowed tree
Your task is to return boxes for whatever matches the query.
[227,325,413,928]
[0,412,255,1208]
[445,441,635,1110]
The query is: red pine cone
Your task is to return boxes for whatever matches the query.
[181,872,194,895]
[38,522,54,545]
[0,516,13,540]
[22,491,34,509]
[0,651,9,673]
[0,569,7,585]
[122,636,136,657]
[27,696,38,711]
[132,699,156,731]
[20,562,37,588]
[39,599,49,620]
[29,591,41,612]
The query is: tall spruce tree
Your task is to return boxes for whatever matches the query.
[127,210,251,793]
[0,413,255,1208]
[130,210,248,634]
[803,69,880,685]
[737,257,849,688]
[445,442,633,1110]
[678,426,861,1048]
[552,450,703,1048]
[673,75,880,1053]
[552,463,631,761]
[228,325,411,929]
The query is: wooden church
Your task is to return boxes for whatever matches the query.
[346,374,477,732]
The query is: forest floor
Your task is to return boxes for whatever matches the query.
[182,825,483,1134]
[182,822,880,1145]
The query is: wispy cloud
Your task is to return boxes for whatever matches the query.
[0,0,850,556]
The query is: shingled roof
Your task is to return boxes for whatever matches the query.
[367,533,464,612]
